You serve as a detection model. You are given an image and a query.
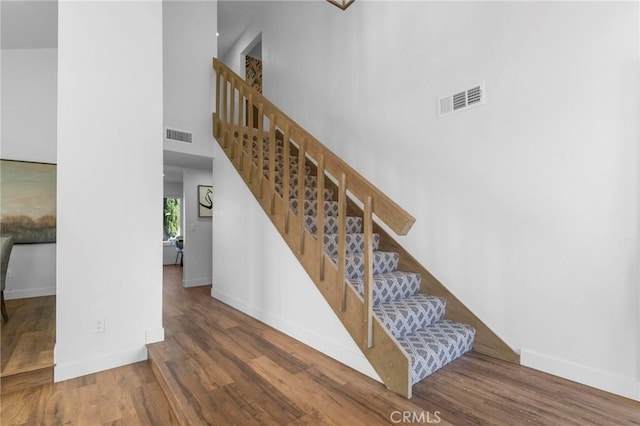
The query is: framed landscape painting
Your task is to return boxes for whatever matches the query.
[0,159,56,243]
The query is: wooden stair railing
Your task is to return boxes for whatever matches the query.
[212,58,519,398]
[326,0,355,10]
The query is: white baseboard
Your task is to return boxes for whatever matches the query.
[145,327,165,344]
[54,346,148,383]
[5,286,56,300]
[521,348,640,402]
[182,277,211,287]
[211,287,381,382]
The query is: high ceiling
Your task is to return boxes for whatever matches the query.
[217,0,263,60]
[2,1,214,184]
[1,0,58,50]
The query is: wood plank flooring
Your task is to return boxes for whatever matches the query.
[1,295,56,394]
[151,265,640,425]
[1,266,638,424]
[1,361,178,425]
[1,295,55,375]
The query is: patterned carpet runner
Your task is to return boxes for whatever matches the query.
[249,135,475,385]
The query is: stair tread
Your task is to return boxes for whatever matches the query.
[396,320,475,385]
[349,271,421,305]
[373,294,446,338]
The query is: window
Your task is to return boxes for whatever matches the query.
[163,197,181,241]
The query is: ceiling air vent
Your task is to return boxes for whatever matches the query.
[438,83,485,117]
[166,128,193,143]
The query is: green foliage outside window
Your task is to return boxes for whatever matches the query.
[163,197,180,240]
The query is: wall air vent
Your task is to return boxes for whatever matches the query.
[438,82,485,117]
[166,128,193,143]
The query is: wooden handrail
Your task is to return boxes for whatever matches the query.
[213,56,415,397]
[327,0,355,10]
[213,58,415,236]
[212,56,519,397]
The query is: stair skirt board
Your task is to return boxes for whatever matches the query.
[218,126,478,396]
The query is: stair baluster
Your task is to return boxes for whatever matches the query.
[237,86,244,144]
[297,139,307,254]
[256,104,265,189]
[363,196,374,348]
[222,71,228,145]
[268,114,276,214]
[283,128,291,233]
[317,154,326,281]
[214,67,221,139]
[338,173,347,311]
[229,78,236,147]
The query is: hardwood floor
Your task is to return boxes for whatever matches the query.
[0,295,177,425]
[151,265,640,425]
[1,266,638,424]
[1,361,178,425]
[0,295,56,394]
[1,295,55,374]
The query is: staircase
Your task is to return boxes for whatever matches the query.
[213,58,518,398]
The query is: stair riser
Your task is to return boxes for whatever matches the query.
[304,216,363,235]
[323,233,380,256]
[276,184,333,201]
[373,295,446,338]
[269,173,317,188]
[253,157,308,174]
[290,200,339,217]
[349,272,421,305]
[398,321,476,385]
[339,252,399,279]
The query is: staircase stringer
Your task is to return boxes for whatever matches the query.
[212,57,520,399]
[212,121,413,397]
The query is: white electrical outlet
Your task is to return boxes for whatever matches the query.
[6,269,14,278]
[94,318,105,333]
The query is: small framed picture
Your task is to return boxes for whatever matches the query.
[198,185,213,217]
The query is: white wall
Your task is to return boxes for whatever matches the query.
[164,181,182,198]
[56,0,164,381]
[219,1,640,400]
[182,167,213,287]
[1,47,57,299]
[212,153,380,379]
[163,0,217,159]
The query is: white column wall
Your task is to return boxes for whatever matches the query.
[56,0,164,381]
[1,48,57,299]
[219,1,640,400]
[182,167,213,287]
